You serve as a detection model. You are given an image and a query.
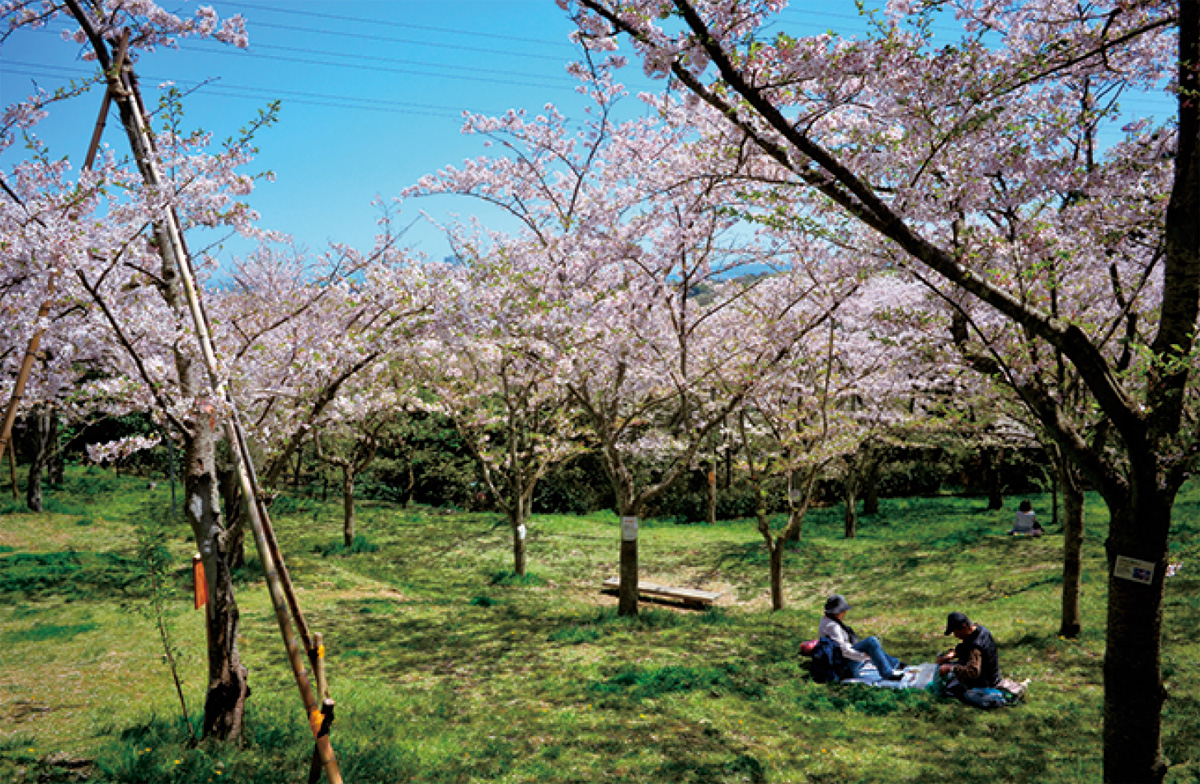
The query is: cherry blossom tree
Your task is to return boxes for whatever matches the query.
[563,2,1196,779]
[309,382,394,550]
[214,239,438,565]
[407,82,843,613]
[402,249,585,576]
[736,271,942,607]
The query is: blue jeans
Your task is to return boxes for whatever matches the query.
[845,636,901,678]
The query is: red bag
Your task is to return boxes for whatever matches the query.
[799,639,819,656]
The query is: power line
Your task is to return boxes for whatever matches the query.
[4,58,1171,125]
[2,63,492,119]
[227,0,581,53]
[241,19,571,64]
[12,25,602,102]
[177,42,577,93]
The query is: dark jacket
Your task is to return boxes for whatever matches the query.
[952,625,1001,688]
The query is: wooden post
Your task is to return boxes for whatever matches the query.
[307,699,336,784]
[311,632,330,701]
[0,295,51,467]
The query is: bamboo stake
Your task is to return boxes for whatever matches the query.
[0,295,51,463]
[312,632,330,701]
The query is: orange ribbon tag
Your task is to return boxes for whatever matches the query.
[193,555,208,609]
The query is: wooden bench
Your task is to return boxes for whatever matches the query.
[601,577,721,609]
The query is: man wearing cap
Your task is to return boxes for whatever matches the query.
[818,594,906,681]
[937,611,1001,696]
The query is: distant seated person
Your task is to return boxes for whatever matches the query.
[1010,499,1043,537]
[819,594,906,681]
[937,611,1002,700]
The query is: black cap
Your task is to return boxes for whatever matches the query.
[944,611,971,635]
[824,595,851,615]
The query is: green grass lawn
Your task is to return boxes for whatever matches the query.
[1,466,1198,783]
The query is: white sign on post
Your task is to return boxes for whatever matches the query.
[1113,555,1155,585]
[621,516,639,542]
[517,523,527,541]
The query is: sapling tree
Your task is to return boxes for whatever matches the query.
[564,2,1197,778]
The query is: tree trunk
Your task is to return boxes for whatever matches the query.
[47,414,62,487]
[1102,487,1172,784]
[341,466,355,548]
[7,438,17,500]
[185,423,250,741]
[618,535,638,615]
[706,464,717,524]
[843,486,858,539]
[862,460,880,515]
[768,539,784,611]
[292,442,304,489]
[510,508,528,577]
[606,448,639,617]
[217,466,246,571]
[1058,461,1085,639]
[24,407,52,512]
[403,458,415,509]
[986,447,1005,510]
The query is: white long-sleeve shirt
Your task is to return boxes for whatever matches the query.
[818,615,868,663]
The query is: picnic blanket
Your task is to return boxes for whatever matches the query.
[841,662,938,690]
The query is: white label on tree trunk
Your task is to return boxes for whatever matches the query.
[517,524,527,540]
[1113,555,1155,585]
[621,516,639,542]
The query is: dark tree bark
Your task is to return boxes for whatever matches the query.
[340,466,356,548]
[1057,456,1085,639]
[862,459,881,516]
[217,465,247,571]
[843,484,858,539]
[985,447,1005,511]
[47,414,63,487]
[185,417,249,741]
[23,406,52,512]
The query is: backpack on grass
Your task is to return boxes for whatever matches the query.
[807,637,845,684]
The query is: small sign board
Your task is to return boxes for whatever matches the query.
[517,523,527,541]
[1113,555,1155,585]
[621,516,639,542]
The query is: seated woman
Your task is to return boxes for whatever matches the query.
[818,595,906,681]
[1010,500,1043,536]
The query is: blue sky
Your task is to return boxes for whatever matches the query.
[2,1,1176,266]
[5,1,635,262]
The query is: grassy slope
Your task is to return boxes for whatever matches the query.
[0,466,1197,783]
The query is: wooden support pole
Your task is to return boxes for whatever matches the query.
[311,632,330,701]
[307,699,336,784]
[0,296,50,468]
